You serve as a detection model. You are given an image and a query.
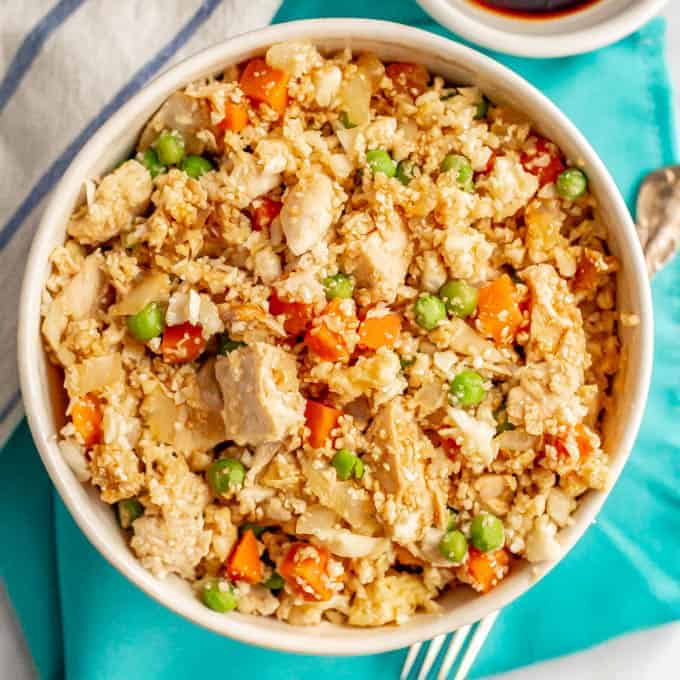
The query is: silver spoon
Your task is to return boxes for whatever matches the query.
[636,165,680,276]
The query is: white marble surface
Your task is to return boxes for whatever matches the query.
[1,6,678,680]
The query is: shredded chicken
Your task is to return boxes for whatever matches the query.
[42,252,104,366]
[280,169,336,255]
[215,343,305,445]
[343,216,411,303]
[67,160,152,245]
[507,264,588,435]
[367,399,450,543]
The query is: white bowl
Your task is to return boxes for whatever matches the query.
[18,19,653,655]
[417,0,668,58]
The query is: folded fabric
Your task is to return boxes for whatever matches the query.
[1,1,678,678]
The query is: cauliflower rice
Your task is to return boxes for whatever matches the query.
[41,42,624,627]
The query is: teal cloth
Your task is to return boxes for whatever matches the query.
[1,2,679,678]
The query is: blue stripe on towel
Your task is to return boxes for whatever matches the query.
[0,0,223,252]
[0,390,21,424]
[0,0,88,116]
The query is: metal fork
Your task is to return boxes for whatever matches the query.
[400,611,499,680]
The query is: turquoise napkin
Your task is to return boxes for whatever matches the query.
[1,2,679,678]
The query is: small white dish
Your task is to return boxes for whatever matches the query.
[18,18,653,655]
[417,0,669,58]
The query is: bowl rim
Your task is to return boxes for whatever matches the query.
[17,18,653,655]
[416,0,669,58]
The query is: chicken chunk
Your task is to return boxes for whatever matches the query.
[343,217,411,303]
[367,399,450,543]
[279,169,335,255]
[67,160,152,245]
[42,252,104,366]
[227,153,282,209]
[131,513,212,579]
[311,348,405,407]
[214,343,305,445]
[507,264,588,435]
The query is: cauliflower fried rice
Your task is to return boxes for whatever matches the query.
[41,41,627,626]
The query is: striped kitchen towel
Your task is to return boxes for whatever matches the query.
[0,0,280,448]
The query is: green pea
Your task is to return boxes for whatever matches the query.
[470,513,505,552]
[181,155,214,179]
[395,159,419,186]
[556,167,588,200]
[413,295,446,331]
[126,302,165,342]
[450,370,486,407]
[339,111,357,129]
[494,406,515,434]
[439,280,478,318]
[207,458,245,494]
[366,149,396,177]
[475,95,489,120]
[332,448,363,481]
[447,509,459,531]
[440,154,474,191]
[239,522,266,538]
[439,530,468,563]
[139,148,166,178]
[263,572,285,591]
[154,131,185,166]
[399,355,415,372]
[201,578,238,613]
[323,272,354,300]
[218,333,245,355]
[117,498,144,529]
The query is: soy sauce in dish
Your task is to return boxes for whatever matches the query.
[470,0,600,20]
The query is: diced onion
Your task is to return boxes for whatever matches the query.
[300,456,379,535]
[110,272,171,316]
[143,388,179,444]
[356,53,385,92]
[339,73,371,127]
[68,353,124,396]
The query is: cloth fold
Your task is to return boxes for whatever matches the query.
[1,1,679,679]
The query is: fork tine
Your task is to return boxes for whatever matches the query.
[436,624,472,680]
[416,633,447,680]
[400,641,423,680]
[452,612,500,680]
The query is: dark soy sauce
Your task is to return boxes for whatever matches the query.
[471,0,600,20]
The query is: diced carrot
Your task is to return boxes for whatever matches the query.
[269,291,313,337]
[251,196,282,231]
[572,249,600,291]
[71,393,102,448]
[226,529,263,584]
[218,101,248,132]
[386,62,430,96]
[442,438,460,460]
[575,424,595,458]
[544,424,594,462]
[520,137,565,187]
[239,58,290,115]
[305,323,349,362]
[476,274,524,345]
[357,314,401,350]
[304,299,355,362]
[305,399,342,449]
[161,322,206,364]
[482,151,497,176]
[468,547,510,594]
[279,542,332,601]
